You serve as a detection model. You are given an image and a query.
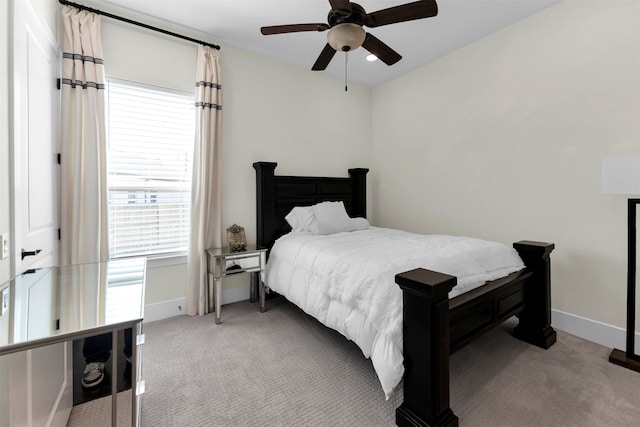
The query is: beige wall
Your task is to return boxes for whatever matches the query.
[99,18,372,304]
[371,0,640,330]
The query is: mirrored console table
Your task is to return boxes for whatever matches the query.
[0,258,146,427]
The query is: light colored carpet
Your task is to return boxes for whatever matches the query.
[68,298,640,426]
[66,390,133,426]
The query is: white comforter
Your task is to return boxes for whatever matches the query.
[264,227,525,398]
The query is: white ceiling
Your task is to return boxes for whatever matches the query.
[83,0,559,88]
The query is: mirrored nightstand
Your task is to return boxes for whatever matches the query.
[206,245,267,324]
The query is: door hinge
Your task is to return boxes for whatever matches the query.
[55,319,60,330]
[57,153,61,164]
[56,78,61,90]
[58,228,61,240]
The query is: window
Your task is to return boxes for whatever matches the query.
[106,79,195,258]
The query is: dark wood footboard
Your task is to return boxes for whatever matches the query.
[395,241,556,427]
[512,241,557,349]
[396,269,460,427]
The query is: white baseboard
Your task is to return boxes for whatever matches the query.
[144,296,639,355]
[552,309,640,354]
[143,286,251,323]
[144,297,187,323]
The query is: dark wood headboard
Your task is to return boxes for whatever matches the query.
[253,162,369,251]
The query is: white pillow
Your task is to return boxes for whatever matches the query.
[310,201,352,235]
[286,202,371,235]
[285,206,315,232]
[346,217,370,231]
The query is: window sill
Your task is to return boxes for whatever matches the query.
[146,253,187,268]
[112,253,187,269]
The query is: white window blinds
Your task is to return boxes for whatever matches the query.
[106,79,195,258]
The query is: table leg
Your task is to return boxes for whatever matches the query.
[131,322,143,427]
[111,330,118,427]
[259,251,267,313]
[207,272,215,313]
[214,276,222,324]
[250,272,258,303]
[131,326,137,427]
[259,277,267,313]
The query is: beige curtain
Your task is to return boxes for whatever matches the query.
[187,46,223,316]
[60,5,109,264]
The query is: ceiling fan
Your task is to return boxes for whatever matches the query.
[260,0,438,71]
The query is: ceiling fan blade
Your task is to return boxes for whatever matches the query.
[312,43,337,71]
[329,0,352,14]
[365,0,438,28]
[362,33,402,66]
[261,23,329,35]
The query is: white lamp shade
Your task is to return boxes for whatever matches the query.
[327,23,366,52]
[601,156,640,194]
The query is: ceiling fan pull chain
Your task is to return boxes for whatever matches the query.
[344,51,348,92]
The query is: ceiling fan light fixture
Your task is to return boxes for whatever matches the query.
[327,23,366,52]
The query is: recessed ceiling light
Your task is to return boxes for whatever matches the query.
[366,54,378,62]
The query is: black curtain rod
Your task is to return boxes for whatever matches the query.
[58,0,220,50]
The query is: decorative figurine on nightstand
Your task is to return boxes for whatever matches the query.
[227,224,247,252]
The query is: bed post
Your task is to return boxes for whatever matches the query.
[395,269,459,427]
[512,241,557,349]
[348,168,368,218]
[253,162,277,250]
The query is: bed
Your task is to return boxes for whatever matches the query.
[254,162,556,427]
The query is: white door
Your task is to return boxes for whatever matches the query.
[10,0,58,274]
[6,0,72,426]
